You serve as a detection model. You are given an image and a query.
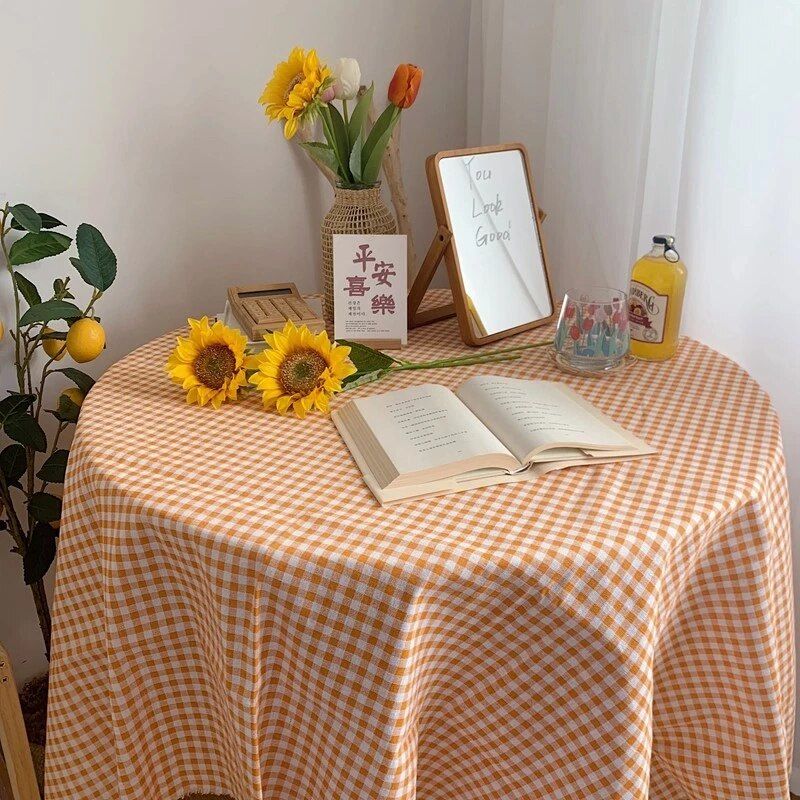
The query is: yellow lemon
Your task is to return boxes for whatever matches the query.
[42,327,67,360]
[60,387,85,408]
[66,318,105,363]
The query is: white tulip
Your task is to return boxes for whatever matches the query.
[333,58,361,101]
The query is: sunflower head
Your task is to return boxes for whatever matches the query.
[259,46,333,139]
[247,320,356,418]
[166,317,249,409]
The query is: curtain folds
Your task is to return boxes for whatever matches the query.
[470,0,800,786]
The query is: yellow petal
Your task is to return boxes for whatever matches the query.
[276,395,293,415]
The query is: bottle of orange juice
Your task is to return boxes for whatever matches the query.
[628,235,687,361]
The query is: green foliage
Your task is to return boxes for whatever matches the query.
[0,444,27,484]
[56,367,95,394]
[299,141,339,175]
[23,523,57,585]
[11,212,64,231]
[53,394,81,423]
[9,231,72,265]
[0,393,35,423]
[361,105,400,185]
[14,272,42,307]
[74,223,117,290]
[29,491,62,523]
[10,204,42,233]
[5,414,47,451]
[19,298,82,327]
[349,131,363,183]
[0,199,118,655]
[310,85,401,188]
[347,83,373,143]
[319,104,351,183]
[338,339,399,387]
[37,449,70,484]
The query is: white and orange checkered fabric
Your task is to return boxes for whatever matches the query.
[45,299,794,800]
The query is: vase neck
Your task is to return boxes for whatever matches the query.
[333,184,384,207]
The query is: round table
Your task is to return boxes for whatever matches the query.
[46,307,793,800]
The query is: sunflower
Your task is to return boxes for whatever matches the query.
[259,46,332,139]
[166,317,249,409]
[247,320,356,418]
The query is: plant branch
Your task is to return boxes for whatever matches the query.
[0,470,27,553]
[0,205,25,392]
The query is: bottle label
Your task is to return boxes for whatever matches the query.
[629,281,668,344]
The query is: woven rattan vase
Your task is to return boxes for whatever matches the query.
[321,183,397,325]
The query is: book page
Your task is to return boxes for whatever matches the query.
[343,384,519,486]
[454,376,637,463]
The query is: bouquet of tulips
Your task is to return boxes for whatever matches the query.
[259,48,423,188]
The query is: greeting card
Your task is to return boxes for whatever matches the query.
[333,234,407,347]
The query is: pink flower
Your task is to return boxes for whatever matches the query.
[582,317,594,332]
[569,325,581,341]
[320,85,336,103]
[565,304,576,319]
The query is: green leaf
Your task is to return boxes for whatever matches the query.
[13,272,42,308]
[319,105,352,182]
[348,83,374,144]
[74,223,117,290]
[19,299,82,327]
[37,449,69,483]
[56,367,95,394]
[10,204,42,233]
[0,394,35,425]
[362,107,400,185]
[0,444,27,483]
[53,394,80,424]
[349,131,363,183]
[299,141,340,175]
[328,101,350,154]
[5,414,47,452]
[29,491,62,523]
[339,339,399,369]
[23,522,58,584]
[11,213,64,231]
[9,232,72,266]
[342,368,390,389]
[337,339,398,387]
[361,104,398,175]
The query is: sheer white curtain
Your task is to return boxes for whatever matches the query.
[471,0,800,785]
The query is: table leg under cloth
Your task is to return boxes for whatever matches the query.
[44,450,793,800]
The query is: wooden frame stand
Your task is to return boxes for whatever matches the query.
[407,207,549,336]
[407,225,454,329]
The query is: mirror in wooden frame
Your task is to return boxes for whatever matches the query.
[412,143,556,346]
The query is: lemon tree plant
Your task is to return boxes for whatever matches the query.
[0,201,114,659]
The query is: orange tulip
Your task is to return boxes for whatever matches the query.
[388,63,423,109]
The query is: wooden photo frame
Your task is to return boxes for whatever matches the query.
[409,143,556,346]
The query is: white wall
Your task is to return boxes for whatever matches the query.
[0,0,471,680]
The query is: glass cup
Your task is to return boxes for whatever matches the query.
[553,288,630,374]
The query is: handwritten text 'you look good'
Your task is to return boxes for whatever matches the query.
[467,160,511,248]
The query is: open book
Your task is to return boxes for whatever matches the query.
[332,376,655,505]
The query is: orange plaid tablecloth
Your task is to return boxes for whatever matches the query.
[46,305,793,800]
